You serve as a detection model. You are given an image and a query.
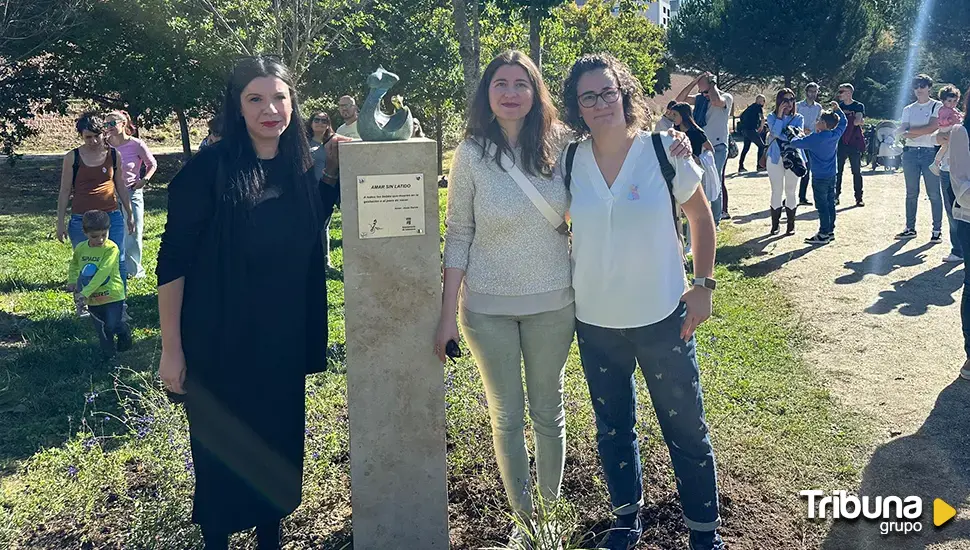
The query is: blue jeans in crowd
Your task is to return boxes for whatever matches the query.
[902,147,943,233]
[957,221,970,359]
[710,143,727,226]
[68,210,127,286]
[941,171,964,259]
[125,188,146,278]
[812,176,837,236]
[576,303,721,532]
[89,301,127,355]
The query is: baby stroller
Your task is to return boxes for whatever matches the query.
[871,121,902,171]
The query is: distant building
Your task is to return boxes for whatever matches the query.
[644,0,678,28]
[576,0,680,27]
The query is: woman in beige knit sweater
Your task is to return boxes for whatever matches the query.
[434,50,573,546]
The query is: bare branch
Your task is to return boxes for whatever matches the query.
[195,0,252,57]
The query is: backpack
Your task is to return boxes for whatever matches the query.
[72,148,117,190]
[563,133,688,266]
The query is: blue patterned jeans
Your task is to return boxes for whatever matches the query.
[576,303,721,532]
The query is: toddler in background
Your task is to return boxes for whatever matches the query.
[933,85,963,175]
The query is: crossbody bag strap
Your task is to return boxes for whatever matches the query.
[480,139,569,235]
[72,149,80,190]
[564,141,579,190]
[651,132,688,269]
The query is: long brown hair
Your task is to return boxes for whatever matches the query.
[671,102,701,132]
[773,88,797,118]
[465,50,558,178]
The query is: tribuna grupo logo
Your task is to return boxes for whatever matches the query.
[800,490,924,535]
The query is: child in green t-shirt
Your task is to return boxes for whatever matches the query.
[68,210,132,356]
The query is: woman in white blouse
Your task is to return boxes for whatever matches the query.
[561,53,723,550]
[434,50,575,546]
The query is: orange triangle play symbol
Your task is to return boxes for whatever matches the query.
[934,498,956,527]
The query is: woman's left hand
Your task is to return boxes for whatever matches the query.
[680,286,713,341]
[325,134,354,169]
[665,129,693,159]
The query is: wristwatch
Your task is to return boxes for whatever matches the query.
[693,277,717,291]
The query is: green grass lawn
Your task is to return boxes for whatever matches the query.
[0,154,871,549]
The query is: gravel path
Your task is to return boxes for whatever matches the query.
[721,155,970,549]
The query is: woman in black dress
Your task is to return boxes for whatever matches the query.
[156,56,346,549]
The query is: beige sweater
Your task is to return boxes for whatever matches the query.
[443,138,572,307]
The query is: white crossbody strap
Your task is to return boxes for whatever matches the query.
[481,141,569,235]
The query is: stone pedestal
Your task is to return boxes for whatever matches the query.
[339,138,448,549]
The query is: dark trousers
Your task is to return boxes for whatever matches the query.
[738,128,765,170]
[956,221,970,360]
[942,171,964,258]
[836,142,864,201]
[88,301,125,354]
[202,521,281,550]
[576,303,721,532]
[799,156,812,202]
[812,176,837,235]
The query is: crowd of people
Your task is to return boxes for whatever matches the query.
[48,51,970,550]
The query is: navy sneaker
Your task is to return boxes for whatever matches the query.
[689,529,725,550]
[597,512,642,550]
[116,322,133,352]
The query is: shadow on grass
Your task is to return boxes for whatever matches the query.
[717,232,819,277]
[0,278,66,294]
[0,308,159,472]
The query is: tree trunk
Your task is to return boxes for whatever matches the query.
[175,107,192,163]
[784,74,792,89]
[435,106,444,177]
[529,1,541,68]
[452,0,480,111]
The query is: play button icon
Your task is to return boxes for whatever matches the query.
[934,498,956,527]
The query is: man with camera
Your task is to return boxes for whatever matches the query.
[677,71,734,224]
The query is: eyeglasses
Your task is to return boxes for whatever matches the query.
[578,88,621,108]
[313,117,330,123]
[782,96,795,102]
[914,84,929,90]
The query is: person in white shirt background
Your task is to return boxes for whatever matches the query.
[335,95,360,139]
[561,53,723,550]
[797,82,823,206]
[896,73,944,242]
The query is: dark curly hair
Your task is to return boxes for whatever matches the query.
[465,50,558,178]
[562,54,648,139]
[75,111,105,135]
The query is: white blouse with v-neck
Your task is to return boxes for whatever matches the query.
[568,131,703,329]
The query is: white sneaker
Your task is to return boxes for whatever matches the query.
[944,254,964,263]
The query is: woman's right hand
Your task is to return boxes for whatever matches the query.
[159,346,187,394]
[434,314,460,363]
[56,221,67,243]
